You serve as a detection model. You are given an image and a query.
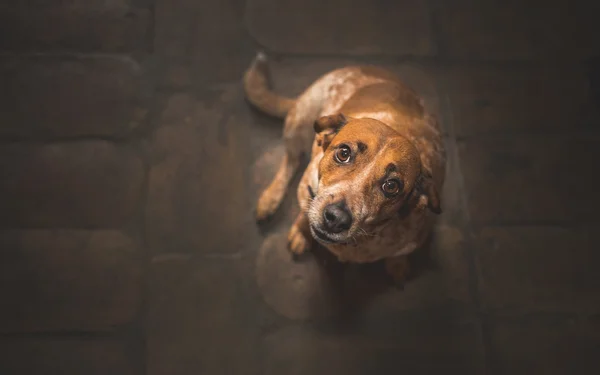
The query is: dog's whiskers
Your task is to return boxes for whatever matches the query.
[357,227,376,238]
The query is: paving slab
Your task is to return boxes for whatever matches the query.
[263,324,484,375]
[431,1,536,61]
[457,134,600,224]
[147,256,260,375]
[146,90,260,255]
[246,0,434,56]
[0,141,144,228]
[0,230,141,332]
[0,337,140,375]
[489,315,600,375]
[155,0,253,84]
[474,225,600,314]
[529,2,600,61]
[0,56,146,139]
[439,66,592,137]
[0,0,151,53]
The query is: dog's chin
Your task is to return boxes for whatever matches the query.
[309,225,350,245]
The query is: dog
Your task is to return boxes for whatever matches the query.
[243,53,446,285]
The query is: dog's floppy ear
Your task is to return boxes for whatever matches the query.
[314,113,348,150]
[415,171,442,214]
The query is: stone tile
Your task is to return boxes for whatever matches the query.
[147,256,260,375]
[0,56,146,139]
[255,233,342,321]
[0,0,151,53]
[489,316,600,375]
[529,1,600,61]
[440,66,591,136]
[0,337,140,375]
[457,134,600,224]
[155,0,253,84]
[0,230,141,332]
[264,324,484,375]
[146,91,259,254]
[246,0,434,56]
[474,226,600,314]
[161,64,192,89]
[434,3,534,60]
[0,141,144,228]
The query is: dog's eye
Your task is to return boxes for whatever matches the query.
[382,179,403,196]
[334,145,352,163]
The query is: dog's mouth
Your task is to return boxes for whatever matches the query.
[310,225,348,245]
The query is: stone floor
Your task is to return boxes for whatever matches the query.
[1,0,600,374]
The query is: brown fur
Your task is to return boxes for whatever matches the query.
[244,53,446,284]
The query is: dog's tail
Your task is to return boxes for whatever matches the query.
[243,52,296,119]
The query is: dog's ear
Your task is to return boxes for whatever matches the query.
[415,171,442,214]
[314,113,348,150]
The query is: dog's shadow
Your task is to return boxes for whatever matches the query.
[300,234,436,319]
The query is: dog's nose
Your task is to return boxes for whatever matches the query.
[322,201,352,233]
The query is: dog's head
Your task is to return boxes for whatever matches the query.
[307,113,441,245]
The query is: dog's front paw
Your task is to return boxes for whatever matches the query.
[384,256,411,289]
[287,225,310,257]
[256,191,280,222]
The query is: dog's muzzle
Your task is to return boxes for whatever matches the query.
[310,200,353,244]
[322,201,352,233]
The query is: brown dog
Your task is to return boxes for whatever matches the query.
[244,53,446,284]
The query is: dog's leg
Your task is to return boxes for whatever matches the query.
[256,152,300,221]
[256,102,319,221]
[287,212,313,257]
[384,255,411,288]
